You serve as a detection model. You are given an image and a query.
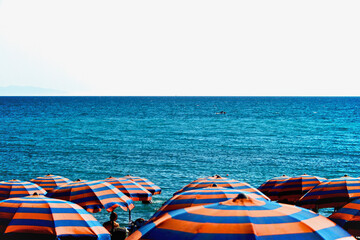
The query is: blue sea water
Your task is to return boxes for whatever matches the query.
[0,97,360,224]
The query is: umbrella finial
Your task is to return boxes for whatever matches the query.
[33,192,39,196]
[343,174,349,177]
[47,173,51,176]
[234,193,248,200]
[76,179,81,182]
[214,175,221,179]
[211,184,218,187]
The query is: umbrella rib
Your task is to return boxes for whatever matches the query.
[2,201,21,234]
[86,183,102,212]
[76,206,98,236]
[344,179,351,199]
[47,201,57,236]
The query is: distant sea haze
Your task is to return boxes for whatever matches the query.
[1,96,359,223]
[0,86,66,96]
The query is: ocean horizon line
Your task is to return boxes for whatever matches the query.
[1,95,360,98]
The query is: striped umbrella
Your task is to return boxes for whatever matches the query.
[124,175,161,195]
[298,175,360,210]
[127,194,354,240]
[47,180,134,213]
[0,179,46,200]
[329,198,360,236]
[0,194,110,240]
[30,174,71,191]
[149,185,269,221]
[269,174,327,204]
[258,174,290,200]
[174,175,266,197]
[102,177,152,202]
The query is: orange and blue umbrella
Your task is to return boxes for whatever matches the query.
[124,175,161,195]
[0,179,46,200]
[174,175,266,197]
[30,174,71,191]
[127,194,354,240]
[269,174,327,204]
[258,174,290,200]
[0,194,110,240]
[298,175,360,210]
[47,180,134,213]
[149,185,269,221]
[329,198,360,236]
[103,177,152,202]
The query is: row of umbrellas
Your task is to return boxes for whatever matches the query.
[30,174,161,196]
[258,174,360,236]
[2,173,360,239]
[126,175,356,240]
[0,175,162,211]
[258,174,360,210]
[0,174,162,240]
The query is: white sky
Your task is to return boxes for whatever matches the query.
[0,0,359,96]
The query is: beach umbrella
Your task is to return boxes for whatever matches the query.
[269,174,327,204]
[124,175,161,195]
[174,175,266,197]
[329,198,360,237]
[127,193,354,240]
[0,194,110,240]
[30,174,71,191]
[258,174,290,200]
[149,185,269,221]
[0,179,46,200]
[298,175,360,210]
[47,180,134,213]
[102,177,152,202]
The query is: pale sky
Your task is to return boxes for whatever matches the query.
[0,0,359,96]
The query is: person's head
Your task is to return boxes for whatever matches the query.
[110,211,118,221]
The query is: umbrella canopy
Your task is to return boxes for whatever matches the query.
[127,194,354,240]
[0,179,46,200]
[329,198,360,236]
[269,174,327,204]
[174,175,266,197]
[102,177,152,202]
[47,180,134,213]
[30,174,71,191]
[258,174,290,200]
[149,185,269,221]
[0,194,110,240]
[124,175,161,195]
[298,175,360,210]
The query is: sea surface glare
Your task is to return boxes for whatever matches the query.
[1,97,360,224]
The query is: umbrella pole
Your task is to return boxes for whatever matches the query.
[312,204,319,213]
[129,209,132,224]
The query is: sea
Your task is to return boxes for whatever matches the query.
[1,96,360,225]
